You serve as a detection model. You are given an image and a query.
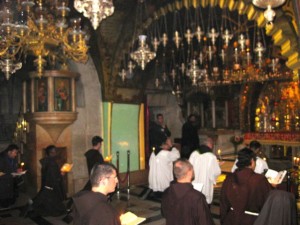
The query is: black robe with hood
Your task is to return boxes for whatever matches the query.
[161,182,215,225]
[253,190,298,225]
[72,191,121,225]
[32,156,66,216]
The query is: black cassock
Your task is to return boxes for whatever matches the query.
[85,149,104,175]
[83,149,104,191]
[161,182,215,225]
[181,121,199,158]
[32,156,66,216]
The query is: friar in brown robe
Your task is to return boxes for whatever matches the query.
[220,148,272,225]
[73,163,121,225]
[161,158,215,225]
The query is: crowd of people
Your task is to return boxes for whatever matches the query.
[0,113,298,225]
[148,113,298,225]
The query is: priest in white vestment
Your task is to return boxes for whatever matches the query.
[149,138,180,192]
[231,156,268,174]
[231,140,268,174]
[189,137,221,205]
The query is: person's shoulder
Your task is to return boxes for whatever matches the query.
[73,190,91,199]
[189,150,201,159]
[250,171,267,181]
[257,157,268,165]
[256,157,265,163]
[85,149,96,156]
[223,172,235,183]
[74,190,105,201]
[202,151,217,159]
[187,188,207,202]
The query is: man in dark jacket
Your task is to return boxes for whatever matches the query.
[83,136,104,190]
[0,144,19,174]
[0,144,19,207]
[72,163,120,225]
[149,114,171,151]
[161,158,215,225]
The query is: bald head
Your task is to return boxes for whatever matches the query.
[173,159,194,182]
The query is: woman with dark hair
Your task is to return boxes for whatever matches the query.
[32,145,66,216]
[220,148,272,225]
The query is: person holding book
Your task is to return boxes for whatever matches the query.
[161,158,215,225]
[0,144,20,207]
[231,140,268,174]
[220,148,272,225]
[72,163,121,225]
[32,145,67,216]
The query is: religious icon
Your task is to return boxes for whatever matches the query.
[54,78,70,111]
[36,78,48,111]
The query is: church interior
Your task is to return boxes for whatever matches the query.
[0,0,300,224]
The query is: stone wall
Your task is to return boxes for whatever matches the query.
[68,58,103,193]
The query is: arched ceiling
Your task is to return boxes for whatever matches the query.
[91,0,300,102]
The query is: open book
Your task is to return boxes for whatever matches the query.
[120,211,146,225]
[61,163,73,173]
[11,170,27,176]
[265,169,287,184]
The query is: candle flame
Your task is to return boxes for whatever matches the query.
[104,155,113,162]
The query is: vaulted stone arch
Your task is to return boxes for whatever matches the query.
[96,0,300,101]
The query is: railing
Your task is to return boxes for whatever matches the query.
[116,150,131,200]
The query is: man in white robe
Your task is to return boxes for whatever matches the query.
[149,138,180,192]
[189,137,221,205]
[231,140,268,174]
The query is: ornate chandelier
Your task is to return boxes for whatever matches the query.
[252,0,286,24]
[0,0,88,79]
[145,6,293,94]
[74,0,115,30]
[130,35,156,70]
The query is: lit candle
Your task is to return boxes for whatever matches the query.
[217,149,222,161]
[152,147,155,152]
[20,162,25,171]
[17,162,25,172]
[294,157,297,166]
[104,155,112,162]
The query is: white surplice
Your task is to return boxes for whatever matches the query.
[231,156,269,174]
[148,147,180,192]
[189,150,221,204]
